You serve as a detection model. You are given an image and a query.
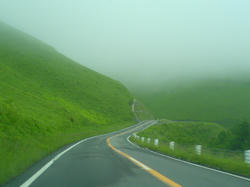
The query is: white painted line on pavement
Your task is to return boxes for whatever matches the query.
[19,122,143,187]
[20,137,95,187]
[20,161,53,187]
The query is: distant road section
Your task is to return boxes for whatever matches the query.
[5,121,250,187]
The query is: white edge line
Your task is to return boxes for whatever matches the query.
[19,161,53,187]
[19,121,147,187]
[126,135,250,182]
[20,136,95,187]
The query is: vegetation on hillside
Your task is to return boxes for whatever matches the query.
[131,121,250,177]
[215,121,250,150]
[136,121,250,150]
[133,99,155,121]
[137,121,225,147]
[0,22,134,185]
[130,78,250,126]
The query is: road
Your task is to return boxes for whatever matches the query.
[5,121,250,187]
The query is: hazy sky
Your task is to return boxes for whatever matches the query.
[0,0,250,84]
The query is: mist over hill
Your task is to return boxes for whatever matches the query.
[0,0,250,87]
[129,77,250,127]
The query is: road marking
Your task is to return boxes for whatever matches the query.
[19,122,143,187]
[20,161,53,187]
[129,157,150,170]
[20,137,96,187]
[127,136,250,182]
[106,122,182,187]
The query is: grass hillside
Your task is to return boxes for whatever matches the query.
[131,78,250,126]
[133,99,155,121]
[132,121,250,177]
[136,120,250,150]
[0,22,134,184]
[137,121,225,147]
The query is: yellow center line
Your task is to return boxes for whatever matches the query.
[106,122,182,187]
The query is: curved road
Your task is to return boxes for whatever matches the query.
[5,121,250,187]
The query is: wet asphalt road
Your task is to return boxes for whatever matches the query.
[4,121,250,187]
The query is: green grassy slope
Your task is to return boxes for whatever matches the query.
[132,122,250,177]
[137,122,225,147]
[131,78,250,126]
[133,99,155,121]
[0,22,134,184]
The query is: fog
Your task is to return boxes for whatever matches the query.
[0,0,250,85]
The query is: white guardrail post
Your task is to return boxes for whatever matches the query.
[170,141,175,150]
[245,150,250,164]
[195,145,202,155]
[154,139,159,146]
[147,138,151,143]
